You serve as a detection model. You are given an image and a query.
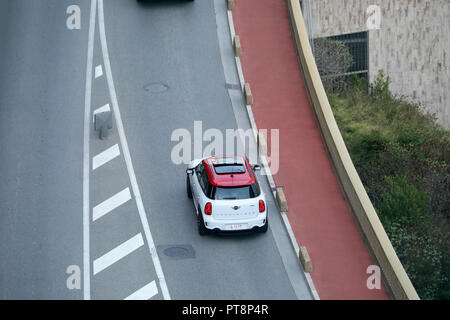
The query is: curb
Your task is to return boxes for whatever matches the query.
[299,246,313,273]
[227,0,235,11]
[275,187,289,213]
[244,82,253,105]
[257,130,268,157]
[233,35,242,57]
[226,1,320,300]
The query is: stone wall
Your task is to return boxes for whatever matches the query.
[305,0,449,129]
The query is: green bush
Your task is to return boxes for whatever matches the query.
[327,70,450,300]
[369,70,391,100]
[388,220,448,300]
[378,175,430,225]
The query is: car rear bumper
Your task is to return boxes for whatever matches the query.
[203,212,267,232]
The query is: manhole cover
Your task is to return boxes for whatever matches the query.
[143,82,169,94]
[158,245,195,260]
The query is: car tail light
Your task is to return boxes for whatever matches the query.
[204,202,212,215]
[259,200,265,213]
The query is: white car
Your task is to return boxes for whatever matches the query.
[186,155,268,235]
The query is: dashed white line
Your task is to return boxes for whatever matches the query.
[93,233,144,275]
[92,103,110,123]
[82,0,98,300]
[95,64,103,78]
[124,281,158,300]
[92,144,120,170]
[98,0,171,300]
[92,187,131,221]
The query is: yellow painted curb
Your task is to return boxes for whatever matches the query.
[227,0,235,11]
[258,131,268,157]
[244,82,253,105]
[233,35,242,57]
[299,246,313,273]
[276,187,289,213]
[287,0,419,300]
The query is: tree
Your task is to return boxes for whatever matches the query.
[313,38,353,92]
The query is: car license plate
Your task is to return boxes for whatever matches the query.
[228,223,246,230]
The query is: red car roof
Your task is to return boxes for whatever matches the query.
[203,156,255,187]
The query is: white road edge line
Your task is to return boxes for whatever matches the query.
[93,233,144,275]
[83,0,97,300]
[124,281,158,300]
[97,0,171,300]
[92,144,121,170]
[95,64,103,78]
[92,187,131,221]
[92,103,111,123]
[226,6,320,300]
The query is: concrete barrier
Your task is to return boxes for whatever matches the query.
[233,35,242,57]
[299,246,313,273]
[244,82,253,105]
[276,187,288,213]
[286,0,419,300]
[227,0,235,11]
[258,131,268,157]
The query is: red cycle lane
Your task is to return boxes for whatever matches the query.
[233,0,389,299]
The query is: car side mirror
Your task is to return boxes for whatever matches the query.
[252,164,261,172]
[186,168,194,175]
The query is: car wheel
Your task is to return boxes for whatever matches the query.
[186,175,192,198]
[259,219,268,233]
[197,210,208,236]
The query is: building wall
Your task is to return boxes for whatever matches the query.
[305,0,449,129]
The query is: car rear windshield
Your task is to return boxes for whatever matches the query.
[213,184,260,200]
[213,164,246,174]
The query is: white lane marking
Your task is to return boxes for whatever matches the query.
[124,281,158,300]
[92,144,120,170]
[92,103,110,123]
[92,187,131,221]
[95,64,103,78]
[226,11,245,91]
[98,0,171,300]
[93,233,144,275]
[83,0,97,300]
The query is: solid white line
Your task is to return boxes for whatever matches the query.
[92,144,120,170]
[93,233,144,275]
[227,11,236,39]
[92,187,131,221]
[82,0,97,300]
[95,65,103,78]
[226,11,246,92]
[92,103,110,123]
[98,0,171,300]
[124,281,158,300]
[235,58,246,92]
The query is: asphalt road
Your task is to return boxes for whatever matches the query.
[0,0,313,300]
[0,0,87,299]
